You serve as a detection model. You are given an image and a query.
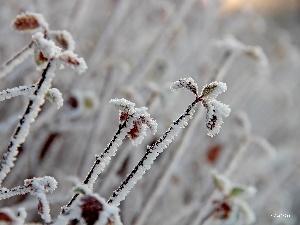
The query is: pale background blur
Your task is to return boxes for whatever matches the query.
[0,1,299,224]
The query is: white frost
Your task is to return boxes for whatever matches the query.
[32,32,61,59]
[204,99,231,137]
[0,85,36,101]
[46,88,63,109]
[170,77,198,96]
[56,50,87,75]
[201,81,227,100]
[49,30,75,51]
[110,98,135,114]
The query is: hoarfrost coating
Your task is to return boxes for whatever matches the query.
[32,32,61,59]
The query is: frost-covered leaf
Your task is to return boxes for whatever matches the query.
[110,98,135,115]
[12,12,48,32]
[45,88,63,109]
[57,50,87,75]
[49,30,75,51]
[201,81,227,99]
[203,99,231,137]
[170,77,198,96]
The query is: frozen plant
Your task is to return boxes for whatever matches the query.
[0,176,57,223]
[0,12,87,186]
[107,77,230,206]
[56,192,122,225]
[0,8,234,225]
[65,98,157,210]
[0,11,87,224]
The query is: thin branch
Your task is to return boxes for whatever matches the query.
[0,61,55,185]
[64,116,135,210]
[107,98,200,206]
[0,42,33,79]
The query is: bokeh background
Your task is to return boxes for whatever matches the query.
[0,0,299,224]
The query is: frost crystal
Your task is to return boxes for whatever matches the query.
[170,77,198,96]
[32,32,61,59]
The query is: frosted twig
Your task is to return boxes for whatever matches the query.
[0,85,63,109]
[0,61,56,185]
[0,42,34,79]
[0,176,57,223]
[0,85,36,101]
[214,35,269,75]
[107,77,230,208]
[0,12,51,78]
[107,98,199,206]
[65,99,156,210]
[0,31,87,185]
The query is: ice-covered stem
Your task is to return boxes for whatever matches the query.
[0,42,34,79]
[0,84,63,109]
[108,98,199,206]
[0,176,57,223]
[65,119,135,209]
[0,32,86,185]
[65,99,157,209]
[0,85,36,101]
[107,78,230,206]
[0,62,56,185]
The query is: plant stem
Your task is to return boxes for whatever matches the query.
[0,61,55,185]
[0,42,33,79]
[107,98,200,206]
[64,117,135,209]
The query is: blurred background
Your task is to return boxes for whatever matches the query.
[0,0,299,224]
